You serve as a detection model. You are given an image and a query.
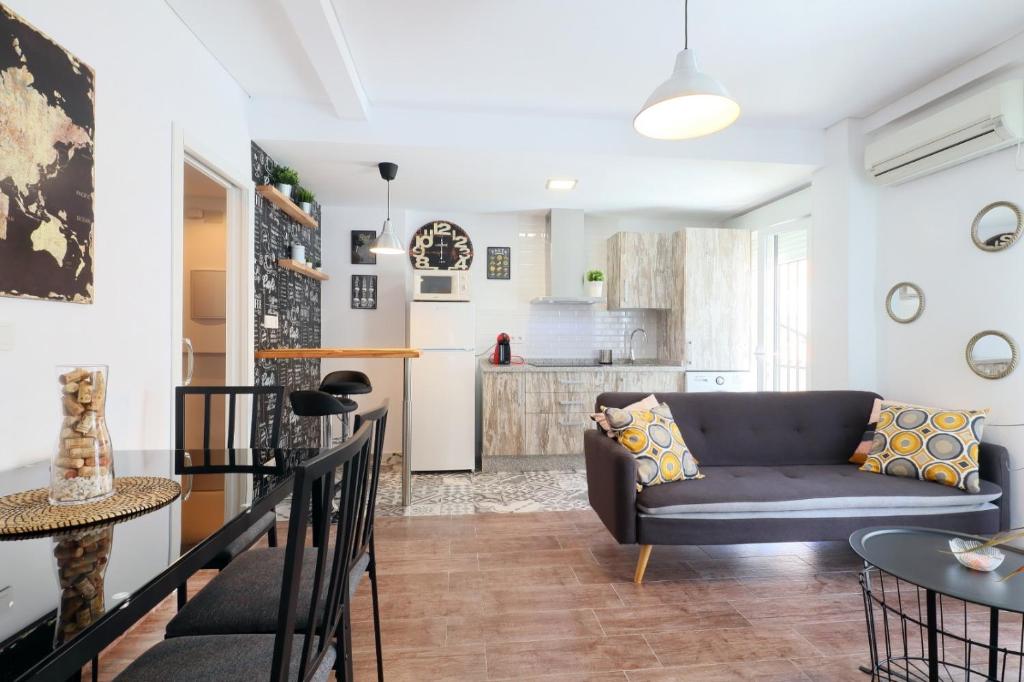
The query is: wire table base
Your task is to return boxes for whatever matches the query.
[861,564,1024,681]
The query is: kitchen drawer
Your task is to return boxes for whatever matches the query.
[609,371,684,393]
[524,371,607,393]
[525,392,597,414]
[524,413,591,455]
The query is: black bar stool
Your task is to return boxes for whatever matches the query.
[319,371,372,440]
[289,390,356,448]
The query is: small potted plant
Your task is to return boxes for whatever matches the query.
[293,186,315,214]
[585,270,605,298]
[270,165,299,198]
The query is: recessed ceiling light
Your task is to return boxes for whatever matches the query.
[546,179,577,191]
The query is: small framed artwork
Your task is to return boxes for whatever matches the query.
[190,270,226,320]
[351,230,377,265]
[486,247,511,280]
[351,274,377,309]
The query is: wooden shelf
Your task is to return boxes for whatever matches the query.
[256,347,421,360]
[277,259,329,281]
[256,185,318,228]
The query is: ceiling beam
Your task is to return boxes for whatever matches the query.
[249,98,824,167]
[277,0,369,120]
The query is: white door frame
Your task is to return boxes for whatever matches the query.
[170,123,255,439]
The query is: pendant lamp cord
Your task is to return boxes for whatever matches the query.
[684,0,689,49]
[386,179,391,220]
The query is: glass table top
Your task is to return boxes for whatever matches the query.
[0,448,320,680]
[851,526,1024,614]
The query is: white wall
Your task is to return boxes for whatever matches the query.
[809,120,879,391]
[0,1,251,470]
[874,145,1024,456]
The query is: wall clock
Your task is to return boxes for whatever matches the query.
[408,220,474,270]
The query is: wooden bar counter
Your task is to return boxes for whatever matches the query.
[255,348,420,360]
[255,347,420,505]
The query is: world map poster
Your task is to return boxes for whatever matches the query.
[0,5,95,303]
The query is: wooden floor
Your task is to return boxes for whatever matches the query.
[87,510,876,681]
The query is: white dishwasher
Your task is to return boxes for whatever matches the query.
[684,371,753,392]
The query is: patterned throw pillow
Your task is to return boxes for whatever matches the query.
[849,398,883,465]
[859,401,989,492]
[603,403,703,489]
[591,394,659,437]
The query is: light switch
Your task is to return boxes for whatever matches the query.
[263,314,279,329]
[0,322,13,351]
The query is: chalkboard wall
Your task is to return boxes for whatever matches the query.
[252,142,322,447]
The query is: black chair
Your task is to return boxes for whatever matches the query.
[115,422,374,682]
[319,371,372,440]
[164,403,391,682]
[290,390,356,449]
[174,385,284,609]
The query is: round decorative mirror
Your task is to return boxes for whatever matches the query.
[885,282,925,324]
[971,201,1023,252]
[966,330,1019,380]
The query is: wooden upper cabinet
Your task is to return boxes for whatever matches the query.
[606,232,673,310]
[674,228,752,371]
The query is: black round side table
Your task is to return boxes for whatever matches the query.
[851,527,1024,681]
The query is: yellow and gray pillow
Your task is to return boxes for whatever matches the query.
[859,401,988,493]
[603,403,703,489]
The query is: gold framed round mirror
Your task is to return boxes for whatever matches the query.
[971,201,1023,252]
[885,282,925,324]
[966,330,1019,380]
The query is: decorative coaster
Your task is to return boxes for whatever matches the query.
[0,476,181,538]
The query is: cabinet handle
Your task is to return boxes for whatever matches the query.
[558,417,587,427]
[558,399,584,406]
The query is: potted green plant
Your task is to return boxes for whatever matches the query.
[585,270,605,298]
[293,186,315,214]
[270,165,299,198]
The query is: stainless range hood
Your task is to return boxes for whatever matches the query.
[531,208,600,305]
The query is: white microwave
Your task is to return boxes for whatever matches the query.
[412,270,471,301]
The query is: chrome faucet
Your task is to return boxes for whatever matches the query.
[628,328,648,363]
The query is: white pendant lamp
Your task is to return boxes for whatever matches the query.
[370,162,404,255]
[634,0,739,140]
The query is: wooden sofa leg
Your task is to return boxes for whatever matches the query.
[634,545,653,584]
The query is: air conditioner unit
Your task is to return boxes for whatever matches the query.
[865,80,1023,185]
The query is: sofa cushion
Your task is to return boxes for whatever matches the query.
[637,465,1001,516]
[595,390,880,467]
[860,402,988,493]
[603,403,702,488]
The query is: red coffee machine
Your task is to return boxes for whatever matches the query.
[492,333,511,365]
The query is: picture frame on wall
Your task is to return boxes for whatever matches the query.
[351,274,377,309]
[351,230,377,265]
[487,246,511,280]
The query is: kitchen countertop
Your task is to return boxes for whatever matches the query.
[480,358,685,372]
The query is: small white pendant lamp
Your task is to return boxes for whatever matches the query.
[370,162,404,255]
[634,0,739,140]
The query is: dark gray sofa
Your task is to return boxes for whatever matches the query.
[585,390,1011,583]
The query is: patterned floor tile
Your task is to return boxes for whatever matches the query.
[372,468,592,517]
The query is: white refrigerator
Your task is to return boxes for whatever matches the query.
[408,301,476,471]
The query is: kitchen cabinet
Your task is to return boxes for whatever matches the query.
[659,228,751,370]
[481,367,684,458]
[481,372,525,456]
[606,232,674,310]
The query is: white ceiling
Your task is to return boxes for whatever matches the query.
[331,0,1024,128]
[169,0,1024,217]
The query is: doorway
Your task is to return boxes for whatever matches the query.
[756,219,809,392]
[181,163,228,442]
[180,162,229,546]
